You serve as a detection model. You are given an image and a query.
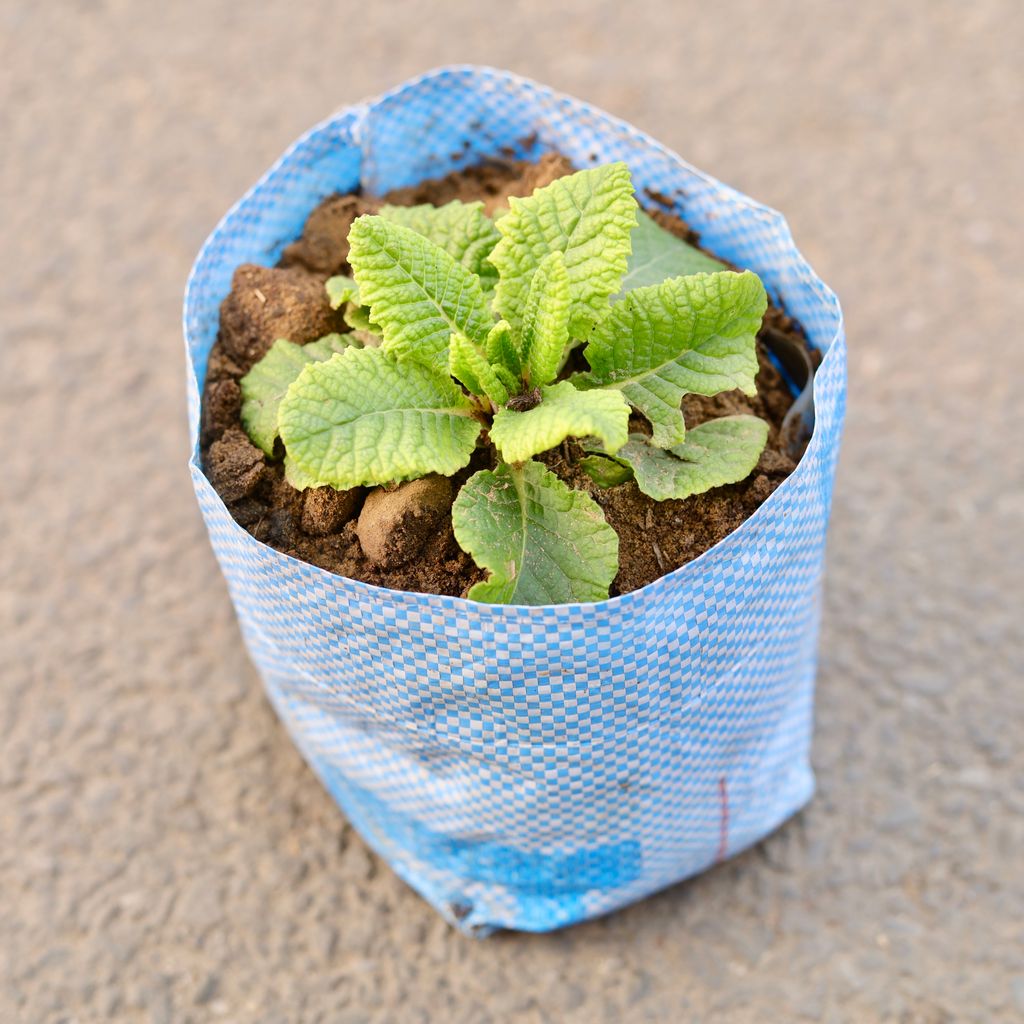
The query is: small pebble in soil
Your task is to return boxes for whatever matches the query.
[356,476,454,568]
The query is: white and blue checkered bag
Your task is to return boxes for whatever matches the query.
[184,66,846,934]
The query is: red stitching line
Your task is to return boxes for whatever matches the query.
[715,776,729,863]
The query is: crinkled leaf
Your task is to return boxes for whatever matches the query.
[278,346,481,488]
[379,200,500,290]
[490,380,629,463]
[576,271,767,448]
[343,303,382,339]
[494,364,519,396]
[520,250,570,387]
[348,216,492,369]
[326,274,360,309]
[452,461,618,605]
[449,331,509,405]
[337,286,383,343]
[618,211,724,295]
[490,162,638,336]
[239,334,353,454]
[485,319,521,377]
[578,454,633,488]
[592,416,768,501]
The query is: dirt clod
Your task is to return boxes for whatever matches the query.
[356,476,454,568]
[757,448,798,478]
[517,152,576,195]
[219,263,344,371]
[206,428,266,502]
[200,378,241,448]
[301,486,364,537]
[280,195,379,275]
[381,154,574,217]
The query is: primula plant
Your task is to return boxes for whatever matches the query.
[239,162,770,605]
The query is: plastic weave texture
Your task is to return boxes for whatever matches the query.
[184,66,846,935]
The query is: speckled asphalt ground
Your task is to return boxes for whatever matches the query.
[2,2,1022,1021]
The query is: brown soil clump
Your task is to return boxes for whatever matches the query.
[513,153,576,200]
[200,154,817,597]
[301,486,364,537]
[382,152,574,216]
[219,264,346,371]
[206,428,267,502]
[356,476,454,568]
[200,378,241,449]
[280,195,380,275]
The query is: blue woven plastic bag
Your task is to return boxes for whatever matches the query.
[184,66,846,934]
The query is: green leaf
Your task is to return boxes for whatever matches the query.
[490,162,638,336]
[485,319,521,377]
[325,274,360,309]
[348,216,493,369]
[594,416,769,501]
[576,270,767,448]
[335,283,384,342]
[278,346,482,488]
[618,211,724,294]
[493,363,520,396]
[283,452,319,491]
[379,200,501,289]
[449,331,509,405]
[239,334,353,454]
[490,380,630,463]
[520,250,570,387]
[452,461,619,605]
[578,454,634,488]
[343,303,382,338]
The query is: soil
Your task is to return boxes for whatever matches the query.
[200,154,820,598]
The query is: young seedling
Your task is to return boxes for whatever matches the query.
[239,162,770,604]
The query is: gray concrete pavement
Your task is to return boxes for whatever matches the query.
[2,2,1022,1021]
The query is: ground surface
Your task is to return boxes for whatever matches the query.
[2,3,1021,1022]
